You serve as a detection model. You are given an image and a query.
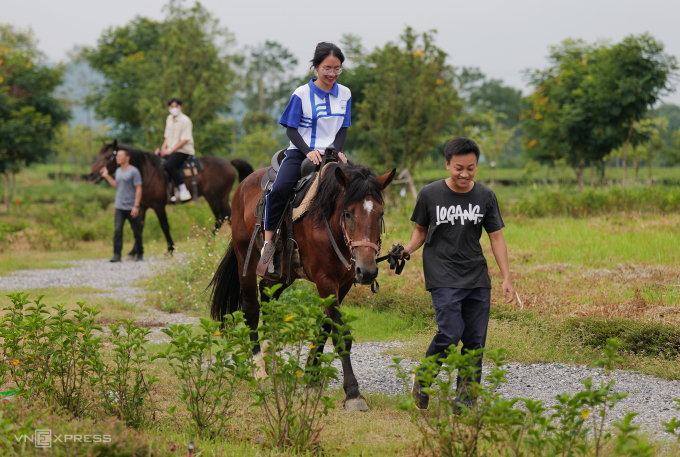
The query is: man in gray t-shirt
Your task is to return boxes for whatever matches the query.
[101,148,144,262]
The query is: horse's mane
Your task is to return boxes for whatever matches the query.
[308,162,384,227]
[116,143,161,170]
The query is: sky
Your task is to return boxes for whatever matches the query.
[4,0,680,105]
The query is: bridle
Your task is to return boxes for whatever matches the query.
[323,205,384,272]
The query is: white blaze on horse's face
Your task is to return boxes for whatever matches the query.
[363,199,374,215]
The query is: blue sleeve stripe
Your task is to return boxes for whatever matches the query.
[342,96,352,128]
[279,94,303,128]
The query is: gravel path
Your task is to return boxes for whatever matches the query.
[2,262,679,433]
[328,341,680,435]
[0,257,199,340]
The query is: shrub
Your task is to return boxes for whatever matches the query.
[393,339,649,457]
[95,319,159,429]
[0,293,104,417]
[159,314,253,438]
[252,286,349,452]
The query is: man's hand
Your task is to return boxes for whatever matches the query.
[306,150,323,165]
[154,148,161,156]
[338,152,348,164]
[502,279,516,304]
[101,167,109,178]
[131,207,139,218]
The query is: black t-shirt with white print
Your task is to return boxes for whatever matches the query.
[410,180,505,290]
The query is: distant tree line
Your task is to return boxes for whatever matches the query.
[2,0,680,197]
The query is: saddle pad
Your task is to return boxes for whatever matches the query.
[183,167,200,177]
[292,166,330,221]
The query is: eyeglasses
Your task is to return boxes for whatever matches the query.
[319,67,343,75]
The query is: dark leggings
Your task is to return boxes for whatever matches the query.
[163,152,190,186]
[264,149,306,231]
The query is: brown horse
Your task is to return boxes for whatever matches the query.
[209,162,395,411]
[88,141,254,255]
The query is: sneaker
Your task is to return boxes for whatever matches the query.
[411,374,429,411]
[179,188,192,202]
[109,255,121,263]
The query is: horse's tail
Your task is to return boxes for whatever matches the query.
[209,240,241,321]
[230,159,254,182]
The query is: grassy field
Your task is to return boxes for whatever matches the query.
[3,164,680,455]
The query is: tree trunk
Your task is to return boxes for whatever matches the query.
[590,161,595,189]
[258,76,265,114]
[622,120,634,191]
[4,169,9,212]
[11,172,16,202]
[634,158,640,181]
[600,161,606,186]
[648,153,654,180]
[576,160,585,194]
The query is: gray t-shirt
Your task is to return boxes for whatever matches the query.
[410,180,504,290]
[114,165,142,210]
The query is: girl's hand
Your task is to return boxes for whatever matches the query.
[338,152,348,164]
[306,150,323,165]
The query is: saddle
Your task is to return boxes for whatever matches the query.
[163,155,203,203]
[246,147,339,282]
[181,156,204,177]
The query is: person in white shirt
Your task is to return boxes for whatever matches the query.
[155,98,195,202]
[259,42,352,273]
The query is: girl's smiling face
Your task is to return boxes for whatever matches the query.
[315,54,342,88]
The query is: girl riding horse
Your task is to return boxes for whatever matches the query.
[258,42,351,275]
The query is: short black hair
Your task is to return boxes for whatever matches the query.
[116,148,128,157]
[310,42,345,69]
[444,137,480,162]
[167,98,182,106]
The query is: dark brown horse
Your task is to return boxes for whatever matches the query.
[88,141,254,255]
[209,162,395,411]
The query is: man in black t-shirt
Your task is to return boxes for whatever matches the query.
[399,137,515,411]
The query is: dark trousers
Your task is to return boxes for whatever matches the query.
[163,152,190,186]
[113,209,143,256]
[422,287,491,393]
[264,149,306,231]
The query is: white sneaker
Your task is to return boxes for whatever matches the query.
[171,188,192,203]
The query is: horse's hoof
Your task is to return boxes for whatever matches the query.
[343,396,369,412]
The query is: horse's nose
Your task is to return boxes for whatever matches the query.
[355,264,378,285]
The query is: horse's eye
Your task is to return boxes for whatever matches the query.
[344,211,351,219]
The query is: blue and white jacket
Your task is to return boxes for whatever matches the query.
[279,78,352,151]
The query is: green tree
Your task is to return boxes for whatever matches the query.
[467,112,516,186]
[53,124,110,179]
[82,1,237,152]
[0,24,70,209]
[243,41,298,116]
[601,34,677,189]
[356,27,462,171]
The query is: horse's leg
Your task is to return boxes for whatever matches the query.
[205,197,225,236]
[154,206,175,253]
[126,207,146,259]
[317,279,368,411]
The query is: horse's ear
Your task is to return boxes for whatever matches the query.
[335,167,351,188]
[112,139,118,150]
[377,168,397,190]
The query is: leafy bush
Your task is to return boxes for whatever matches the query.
[0,293,104,417]
[96,319,159,428]
[252,286,349,452]
[159,314,253,438]
[393,339,652,457]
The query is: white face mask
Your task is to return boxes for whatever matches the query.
[169,107,181,117]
